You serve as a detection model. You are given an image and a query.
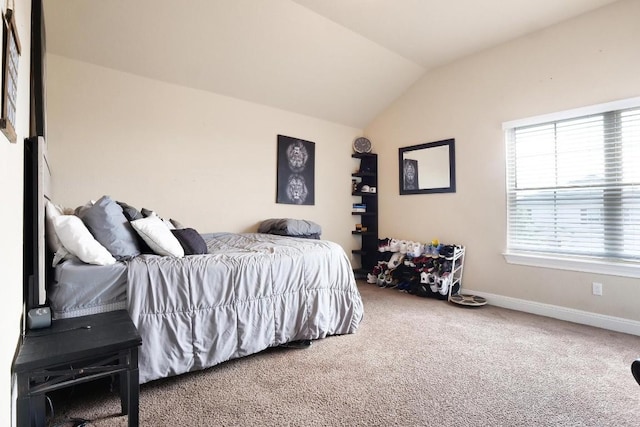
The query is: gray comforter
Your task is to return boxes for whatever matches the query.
[127,233,363,383]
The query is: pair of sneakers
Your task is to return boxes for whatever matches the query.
[377,272,393,288]
[378,238,391,252]
[420,271,438,292]
[378,238,402,252]
[367,272,392,287]
[383,238,416,254]
[419,271,451,295]
[367,263,387,284]
[393,239,423,257]
[423,243,443,258]
[406,241,424,258]
[439,244,462,260]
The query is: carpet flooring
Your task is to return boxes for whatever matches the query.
[48,282,640,426]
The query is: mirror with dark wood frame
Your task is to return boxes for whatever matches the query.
[399,138,456,195]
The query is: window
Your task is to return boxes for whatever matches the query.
[504,98,640,272]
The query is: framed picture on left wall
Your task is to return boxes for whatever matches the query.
[1,7,21,143]
[276,135,315,205]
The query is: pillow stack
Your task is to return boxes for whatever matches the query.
[45,195,209,266]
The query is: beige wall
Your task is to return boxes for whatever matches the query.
[366,0,640,321]
[0,0,31,425]
[46,55,362,253]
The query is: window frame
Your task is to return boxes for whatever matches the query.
[502,97,640,278]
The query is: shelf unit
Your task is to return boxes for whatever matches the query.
[351,153,378,279]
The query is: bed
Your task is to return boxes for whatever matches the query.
[46,209,364,383]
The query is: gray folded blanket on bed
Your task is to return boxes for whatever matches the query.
[258,218,322,238]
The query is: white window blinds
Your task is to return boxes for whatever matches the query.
[505,101,640,262]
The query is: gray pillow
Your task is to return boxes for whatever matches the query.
[258,218,322,236]
[141,207,155,217]
[79,195,142,260]
[117,201,143,221]
[170,218,186,229]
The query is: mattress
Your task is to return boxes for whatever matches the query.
[49,259,127,319]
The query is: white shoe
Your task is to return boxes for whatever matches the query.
[438,273,451,295]
[420,271,436,291]
[410,242,423,258]
[389,238,400,252]
[428,273,438,293]
[388,253,404,269]
[405,242,415,257]
[384,274,394,287]
[367,273,377,284]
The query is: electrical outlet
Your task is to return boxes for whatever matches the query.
[592,282,603,296]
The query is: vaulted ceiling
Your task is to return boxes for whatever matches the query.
[44,0,619,128]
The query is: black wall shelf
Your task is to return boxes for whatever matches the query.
[351,153,378,278]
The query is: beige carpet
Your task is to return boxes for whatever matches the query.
[49,282,640,426]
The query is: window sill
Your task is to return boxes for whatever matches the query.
[503,252,640,279]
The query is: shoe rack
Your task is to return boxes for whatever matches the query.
[351,153,378,279]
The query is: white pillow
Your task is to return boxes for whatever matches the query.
[52,215,116,266]
[131,216,184,257]
[45,200,78,267]
[142,209,175,229]
[45,200,64,253]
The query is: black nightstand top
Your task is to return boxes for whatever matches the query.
[14,310,141,373]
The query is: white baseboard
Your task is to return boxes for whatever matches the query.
[464,289,640,336]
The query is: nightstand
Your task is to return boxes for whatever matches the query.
[13,310,142,427]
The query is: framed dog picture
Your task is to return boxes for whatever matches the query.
[276,135,315,205]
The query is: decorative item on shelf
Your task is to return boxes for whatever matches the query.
[355,182,375,193]
[352,203,366,213]
[355,223,362,231]
[352,179,357,192]
[353,137,372,154]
